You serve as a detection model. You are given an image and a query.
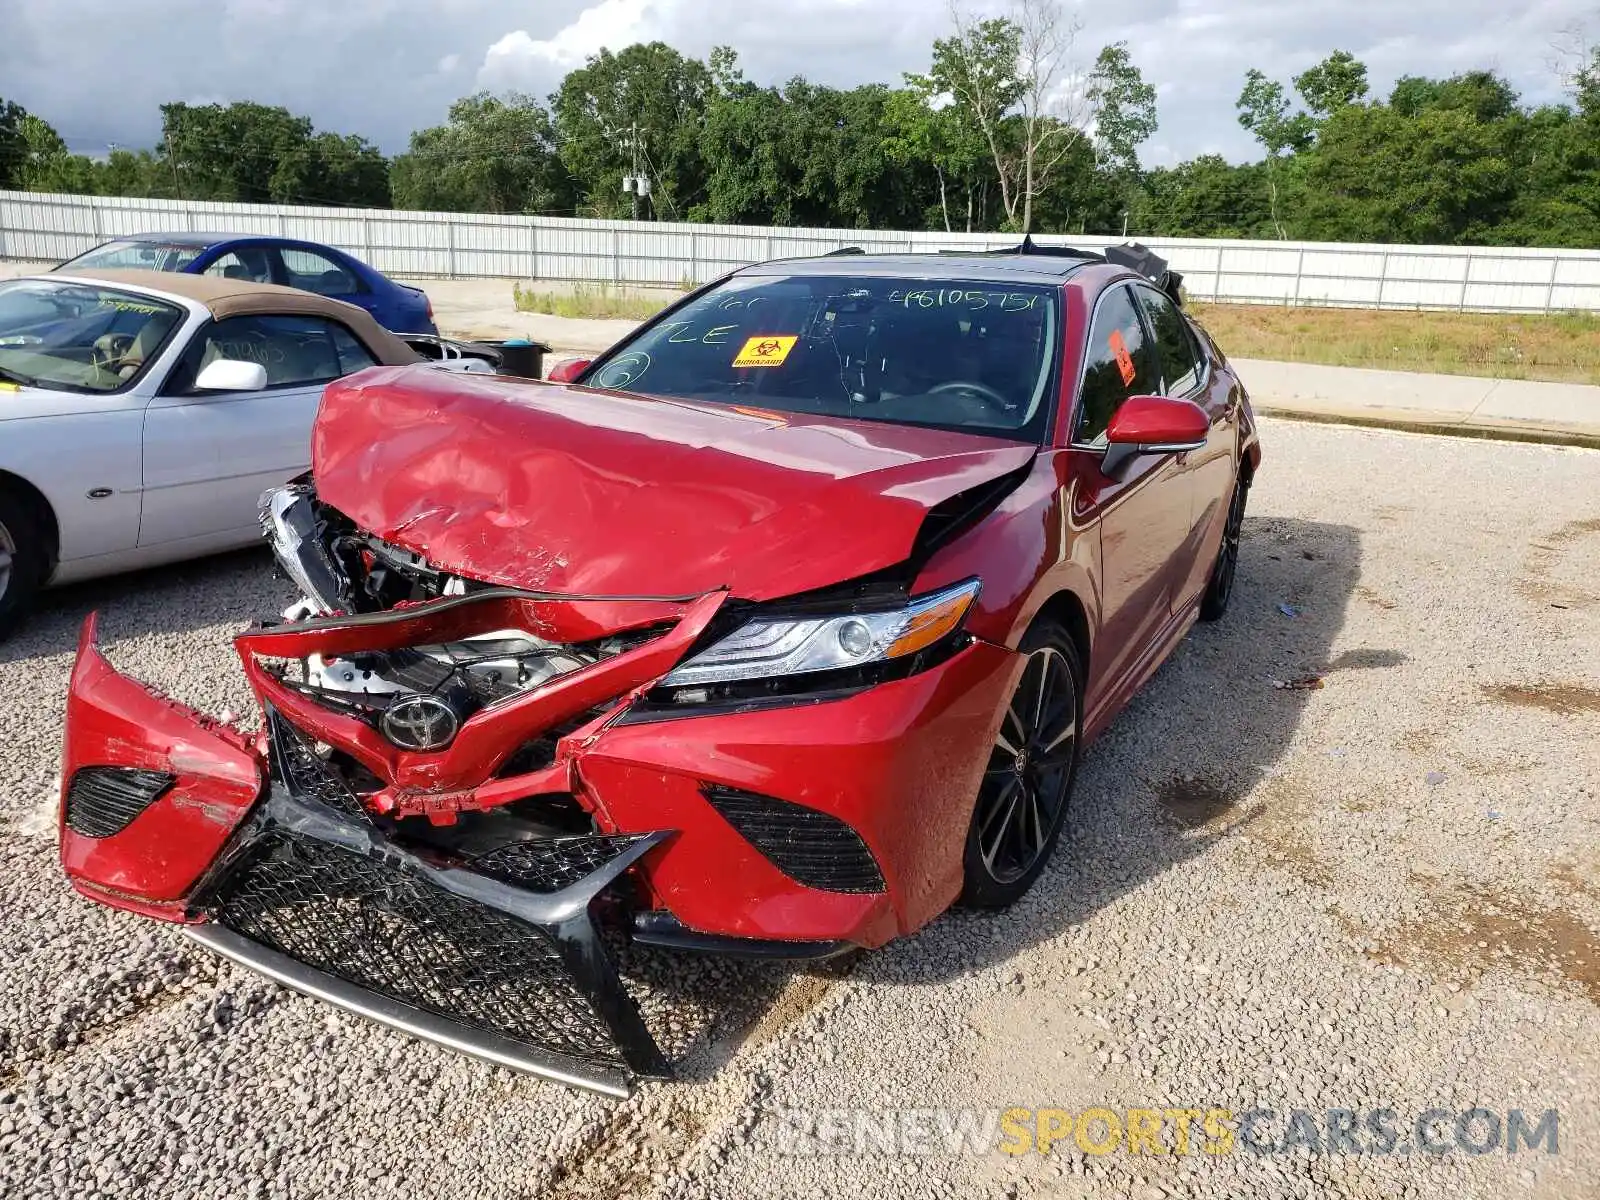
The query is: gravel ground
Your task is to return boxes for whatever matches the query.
[1,418,1597,1200]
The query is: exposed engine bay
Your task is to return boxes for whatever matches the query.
[263,481,482,618]
[258,483,662,770]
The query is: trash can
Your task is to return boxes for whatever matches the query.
[492,338,552,380]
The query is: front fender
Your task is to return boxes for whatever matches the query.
[913,449,1100,653]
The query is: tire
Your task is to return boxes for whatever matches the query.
[959,619,1083,909]
[0,488,49,642]
[1198,471,1248,623]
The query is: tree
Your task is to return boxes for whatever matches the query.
[885,77,991,231]
[552,42,713,219]
[159,101,387,206]
[699,56,928,230]
[1085,41,1157,233]
[162,101,314,202]
[99,148,170,199]
[1235,66,1315,237]
[391,93,567,214]
[1299,102,1515,243]
[922,13,1023,227]
[1294,50,1369,119]
[933,0,1092,233]
[16,115,98,193]
[0,98,29,189]
[1131,156,1278,238]
[1088,42,1157,174]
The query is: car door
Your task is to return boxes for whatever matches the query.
[1069,283,1193,699]
[138,313,377,548]
[1133,284,1237,611]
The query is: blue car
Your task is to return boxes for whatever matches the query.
[55,233,437,335]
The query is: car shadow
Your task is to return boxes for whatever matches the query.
[878,513,1368,985]
[0,548,293,668]
[652,514,1371,1076]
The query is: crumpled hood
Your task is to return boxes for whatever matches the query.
[312,365,1036,600]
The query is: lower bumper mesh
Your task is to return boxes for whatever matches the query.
[190,707,672,1090]
[211,831,623,1067]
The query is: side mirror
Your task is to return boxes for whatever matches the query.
[194,359,268,393]
[546,358,591,384]
[1102,395,1209,475]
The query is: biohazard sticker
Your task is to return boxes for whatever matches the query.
[1109,329,1137,386]
[732,335,798,368]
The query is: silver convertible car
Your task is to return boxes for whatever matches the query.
[0,269,423,637]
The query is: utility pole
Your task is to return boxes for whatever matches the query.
[164,129,184,201]
[629,122,640,222]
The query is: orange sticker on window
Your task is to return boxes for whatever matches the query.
[732,335,798,368]
[1109,329,1136,386]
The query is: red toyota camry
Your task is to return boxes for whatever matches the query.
[60,243,1260,1094]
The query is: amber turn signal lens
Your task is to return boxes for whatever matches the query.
[887,587,977,658]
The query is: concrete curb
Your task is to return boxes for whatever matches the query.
[1254,404,1600,451]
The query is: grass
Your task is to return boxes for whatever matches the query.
[512,281,673,321]
[1190,302,1600,385]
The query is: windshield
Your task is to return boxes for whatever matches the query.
[0,280,185,393]
[586,273,1060,441]
[59,240,206,273]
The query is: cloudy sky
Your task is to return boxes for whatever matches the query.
[3,0,1594,167]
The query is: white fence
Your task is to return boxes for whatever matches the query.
[5,189,1600,313]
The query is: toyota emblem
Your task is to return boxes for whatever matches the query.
[379,695,460,751]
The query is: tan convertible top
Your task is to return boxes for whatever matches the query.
[49,267,420,365]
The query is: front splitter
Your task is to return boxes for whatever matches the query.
[185,924,633,1097]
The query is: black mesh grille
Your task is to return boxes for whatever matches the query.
[64,767,175,838]
[702,785,885,894]
[211,832,626,1068]
[268,712,373,825]
[471,835,647,893]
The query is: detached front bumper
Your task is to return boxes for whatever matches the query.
[59,593,1019,1089]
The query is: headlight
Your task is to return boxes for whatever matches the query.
[660,579,980,688]
[260,484,336,613]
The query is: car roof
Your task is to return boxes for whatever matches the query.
[739,251,1099,285]
[41,268,417,364]
[103,231,268,247]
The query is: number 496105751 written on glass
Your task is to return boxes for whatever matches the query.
[889,290,1039,311]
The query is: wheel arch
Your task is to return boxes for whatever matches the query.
[0,469,61,573]
[1028,588,1091,687]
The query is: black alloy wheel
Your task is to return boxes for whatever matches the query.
[960,622,1082,908]
[1199,472,1248,622]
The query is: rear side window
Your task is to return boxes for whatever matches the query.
[1075,286,1160,445]
[279,248,359,296]
[1136,286,1203,397]
[170,314,359,391]
[204,248,275,284]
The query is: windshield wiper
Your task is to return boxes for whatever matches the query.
[0,365,39,388]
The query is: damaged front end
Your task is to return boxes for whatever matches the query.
[63,465,1022,1092]
[59,501,733,1094]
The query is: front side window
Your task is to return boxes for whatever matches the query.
[279,248,358,296]
[584,274,1060,441]
[1074,286,1161,446]
[1136,286,1204,397]
[0,280,184,393]
[58,240,205,273]
[172,314,356,392]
